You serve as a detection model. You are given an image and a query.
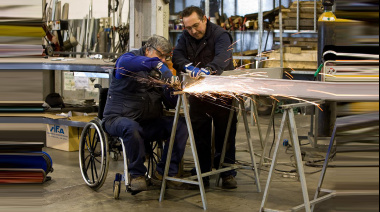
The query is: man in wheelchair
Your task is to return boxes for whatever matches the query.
[103,35,188,192]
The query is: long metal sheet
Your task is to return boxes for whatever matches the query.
[183,75,379,102]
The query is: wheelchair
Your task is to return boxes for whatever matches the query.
[79,85,162,199]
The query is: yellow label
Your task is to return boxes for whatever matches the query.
[0,25,45,37]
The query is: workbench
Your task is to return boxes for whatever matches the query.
[0,58,114,73]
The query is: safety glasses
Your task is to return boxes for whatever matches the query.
[149,45,172,61]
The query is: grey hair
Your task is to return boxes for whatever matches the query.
[145,35,172,55]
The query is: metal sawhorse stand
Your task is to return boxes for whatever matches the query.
[260,101,323,212]
[308,112,380,211]
[159,92,261,210]
[258,100,325,176]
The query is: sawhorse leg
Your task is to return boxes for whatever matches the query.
[215,98,261,192]
[258,100,277,176]
[251,95,265,149]
[239,98,261,192]
[159,94,207,210]
[260,108,312,212]
[311,124,337,212]
[215,99,238,186]
[216,99,261,193]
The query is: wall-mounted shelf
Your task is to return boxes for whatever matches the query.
[273,30,318,34]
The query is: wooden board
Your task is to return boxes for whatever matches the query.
[263,60,318,69]
[275,19,315,27]
[243,49,259,56]
[290,7,323,13]
[290,1,323,7]
[274,47,302,54]
[287,13,319,19]
[283,44,317,50]
[267,51,317,62]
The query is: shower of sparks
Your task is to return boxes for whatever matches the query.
[115,67,182,90]
[228,39,241,48]
[277,95,323,111]
[224,57,233,63]
[288,66,296,73]
[270,95,280,103]
[236,62,256,69]
[237,72,269,78]
[182,76,328,112]
[284,71,294,80]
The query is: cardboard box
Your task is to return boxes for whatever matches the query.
[46,113,96,152]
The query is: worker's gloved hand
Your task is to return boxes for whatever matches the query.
[152,62,173,81]
[185,65,212,79]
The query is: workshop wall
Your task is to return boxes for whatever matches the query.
[55,0,129,24]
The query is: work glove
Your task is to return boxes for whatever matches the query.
[152,62,173,81]
[185,64,212,79]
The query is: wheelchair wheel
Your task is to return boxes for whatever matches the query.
[79,119,109,190]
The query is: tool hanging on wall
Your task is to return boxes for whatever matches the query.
[43,1,78,56]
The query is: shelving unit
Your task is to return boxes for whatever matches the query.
[169,0,322,72]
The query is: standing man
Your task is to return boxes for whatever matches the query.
[103,35,188,192]
[172,6,238,189]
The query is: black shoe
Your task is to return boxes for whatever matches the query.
[202,178,210,188]
[131,176,148,192]
[222,175,237,189]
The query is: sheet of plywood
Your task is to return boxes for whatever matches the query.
[275,19,315,27]
[275,47,302,54]
[267,51,317,62]
[290,7,323,13]
[287,13,318,19]
[263,60,318,69]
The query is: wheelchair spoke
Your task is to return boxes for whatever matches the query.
[93,159,99,179]
[94,157,101,164]
[91,157,95,183]
[85,156,92,173]
[87,130,93,151]
[84,154,91,162]
[84,136,92,153]
[93,132,99,150]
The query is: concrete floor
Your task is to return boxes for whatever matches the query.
[5,113,378,212]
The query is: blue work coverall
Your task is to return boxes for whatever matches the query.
[103,48,188,178]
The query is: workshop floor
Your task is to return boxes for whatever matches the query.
[3,113,378,212]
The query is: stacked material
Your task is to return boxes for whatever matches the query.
[274,1,323,30]
[0,0,45,58]
[263,47,318,70]
[0,142,53,184]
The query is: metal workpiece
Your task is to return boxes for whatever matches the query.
[182,75,379,102]
[0,58,115,73]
